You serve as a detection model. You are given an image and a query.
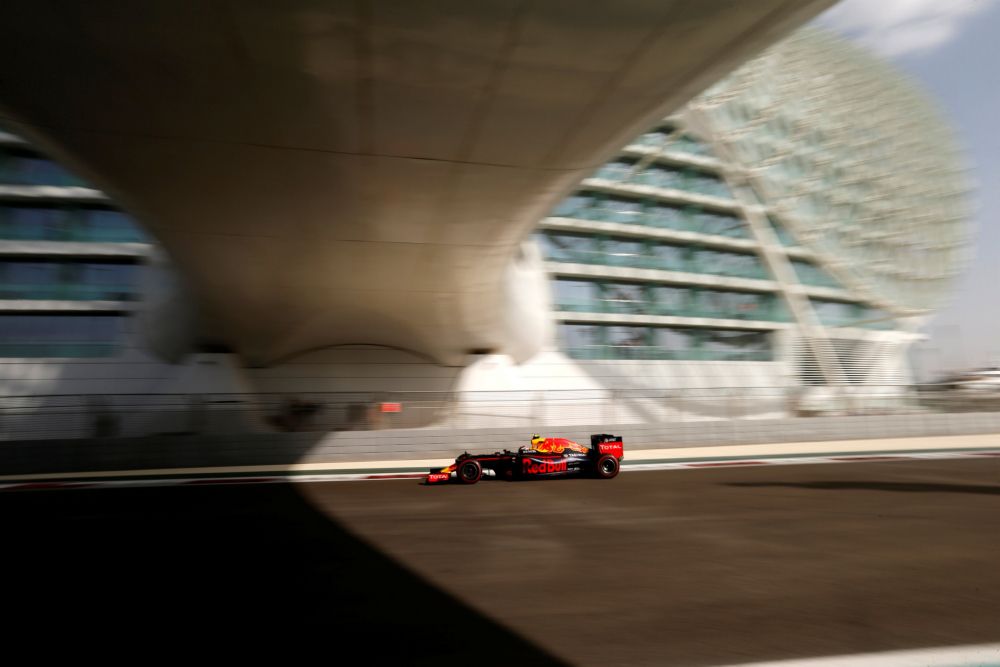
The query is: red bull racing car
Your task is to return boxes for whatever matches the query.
[425,433,623,485]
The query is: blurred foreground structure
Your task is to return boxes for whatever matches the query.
[0,11,971,437]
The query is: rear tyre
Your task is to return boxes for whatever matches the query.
[595,454,619,479]
[457,459,483,484]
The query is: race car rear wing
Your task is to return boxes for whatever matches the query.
[590,433,624,459]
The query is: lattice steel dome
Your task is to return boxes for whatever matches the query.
[690,28,970,313]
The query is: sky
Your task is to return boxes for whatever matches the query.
[814,0,1000,378]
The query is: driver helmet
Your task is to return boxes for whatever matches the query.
[530,434,544,447]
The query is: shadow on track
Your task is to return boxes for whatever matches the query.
[1,484,567,664]
[727,481,1000,496]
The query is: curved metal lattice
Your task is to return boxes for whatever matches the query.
[691,28,970,313]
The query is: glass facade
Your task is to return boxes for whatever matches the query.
[539,97,907,368]
[552,278,788,322]
[0,127,149,358]
[694,28,968,312]
[632,124,714,158]
[810,299,893,330]
[558,322,773,361]
[591,156,733,200]
[0,314,123,357]
[665,134,713,158]
[766,216,798,246]
[791,259,844,290]
[0,150,86,187]
[552,192,749,238]
[0,205,147,243]
[538,231,767,279]
[0,260,140,301]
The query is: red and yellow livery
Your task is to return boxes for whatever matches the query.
[425,434,624,485]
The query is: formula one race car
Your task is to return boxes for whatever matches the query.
[425,434,624,485]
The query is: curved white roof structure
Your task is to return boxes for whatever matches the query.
[0,0,834,366]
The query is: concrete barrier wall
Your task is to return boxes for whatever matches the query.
[3,411,1000,477]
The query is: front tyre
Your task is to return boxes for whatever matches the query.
[457,459,483,484]
[595,454,619,479]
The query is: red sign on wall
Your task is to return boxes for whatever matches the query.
[380,402,402,413]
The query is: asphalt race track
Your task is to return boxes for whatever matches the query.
[4,458,999,665]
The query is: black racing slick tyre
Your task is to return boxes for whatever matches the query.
[595,454,620,479]
[457,459,483,484]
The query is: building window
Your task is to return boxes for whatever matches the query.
[81,208,148,243]
[600,283,647,314]
[0,152,84,187]
[646,203,689,230]
[0,206,70,240]
[594,159,636,181]
[607,326,650,358]
[538,232,595,263]
[699,329,772,360]
[603,237,646,267]
[552,193,594,219]
[0,314,123,357]
[603,197,644,224]
[792,260,842,289]
[766,216,797,246]
[696,290,780,320]
[558,323,605,358]
[652,327,701,358]
[0,204,146,243]
[0,260,140,300]
[696,211,747,238]
[552,279,599,312]
[811,299,893,330]
[559,323,774,361]
[650,286,691,315]
[649,242,686,271]
[635,128,672,147]
[693,249,765,279]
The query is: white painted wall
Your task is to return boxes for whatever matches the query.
[0,319,919,437]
